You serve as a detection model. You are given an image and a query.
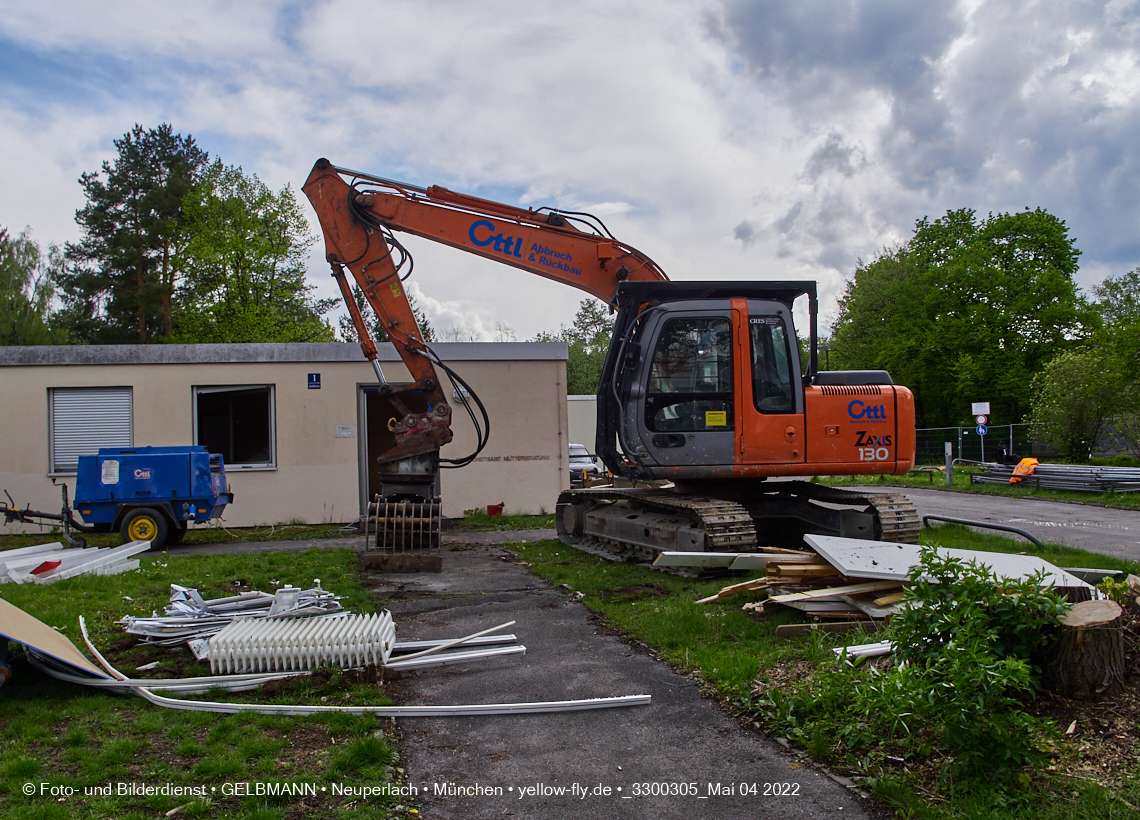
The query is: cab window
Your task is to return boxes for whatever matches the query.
[645,317,733,432]
[750,317,794,414]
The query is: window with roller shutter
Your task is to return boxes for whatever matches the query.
[48,387,133,474]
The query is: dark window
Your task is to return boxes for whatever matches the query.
[195,386,275,467]
[750,317,794,414]
[645,317,733,432]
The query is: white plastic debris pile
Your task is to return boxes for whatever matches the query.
[0,540,150,584]
[0,597,650,717]
[119,581,345,647]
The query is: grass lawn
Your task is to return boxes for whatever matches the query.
[505,527,1140,820]
[0,548,412,820]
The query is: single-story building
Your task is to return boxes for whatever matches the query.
[0,342,570,532]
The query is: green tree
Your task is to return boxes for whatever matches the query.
[534,298,616,394]
[1091,268,1140,454]
[171,161,336,343]
[0,227,60,345]
[1027,348,1123,462]
[58,124,208,343]
[337,284,436,344]
[831,208,1094,427]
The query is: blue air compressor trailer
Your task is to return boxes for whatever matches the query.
[2,446,233,550]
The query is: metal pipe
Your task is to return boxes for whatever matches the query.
[921,514,1043,547]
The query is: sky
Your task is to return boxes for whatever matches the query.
[1,0,1138,340]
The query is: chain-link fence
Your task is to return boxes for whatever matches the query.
[914,424,1036,465]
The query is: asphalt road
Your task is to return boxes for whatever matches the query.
[865,486,1140,562]
[365,543,874,820]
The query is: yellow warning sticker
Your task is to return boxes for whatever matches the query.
[390,282,401,298]
[705,410,728,427]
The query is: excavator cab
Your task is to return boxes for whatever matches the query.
[600,282,807,479]
[615,296,805,474]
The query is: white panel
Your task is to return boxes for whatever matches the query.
[804,534,1093,589]
[50,387,132,473]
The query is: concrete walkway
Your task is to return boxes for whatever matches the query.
[365,542,872,820]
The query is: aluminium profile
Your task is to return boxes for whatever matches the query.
[832,640,894,658]
[26,652,305,694]
[392,634,518,652]
[134,689,652,716]
[33,540,151,584]
[383,621,514,664]
[383,645,527,671]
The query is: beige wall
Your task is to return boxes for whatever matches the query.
[0,344,568,535]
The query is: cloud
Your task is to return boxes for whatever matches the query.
[714,0,1140,296]
[0,0,1138,343]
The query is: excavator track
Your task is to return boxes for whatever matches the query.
[557,487,757,562]
[556,482,920,563]
[772,483,922,544]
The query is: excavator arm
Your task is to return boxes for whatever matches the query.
[302,158,667,464]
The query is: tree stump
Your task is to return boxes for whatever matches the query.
[1043,599,1126,700]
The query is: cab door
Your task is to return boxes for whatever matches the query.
[633,306,736,468]
[735,298,805,466]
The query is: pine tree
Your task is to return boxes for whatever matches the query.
[59,124,208,343]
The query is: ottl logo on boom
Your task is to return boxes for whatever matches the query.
[847,400,888,423]
[469,220,523,259]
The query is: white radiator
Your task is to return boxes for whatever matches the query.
[208,612,396,674]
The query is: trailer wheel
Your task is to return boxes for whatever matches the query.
[121,507,169,548]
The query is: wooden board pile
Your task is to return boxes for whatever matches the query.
[667,534,1097,636]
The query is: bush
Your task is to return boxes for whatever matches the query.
[759,549,1067,788]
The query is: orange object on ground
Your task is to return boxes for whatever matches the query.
[1010,457,1039,484]
[486,504,505,517]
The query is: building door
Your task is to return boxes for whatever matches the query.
[359,386,432,508]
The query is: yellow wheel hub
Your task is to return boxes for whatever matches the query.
[127,516,158,541]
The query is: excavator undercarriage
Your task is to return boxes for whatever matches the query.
[555,482,920,563]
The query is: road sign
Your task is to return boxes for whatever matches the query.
[976,424,988,436]
[971,402,991,415]
[976,414,987,425]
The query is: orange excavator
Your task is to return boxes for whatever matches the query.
[303,159,920,559]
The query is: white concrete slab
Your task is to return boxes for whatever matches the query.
[804,534,1093,589]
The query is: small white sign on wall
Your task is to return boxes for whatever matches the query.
[335,425,355,439]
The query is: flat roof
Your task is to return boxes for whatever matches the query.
[0,341,568,367]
